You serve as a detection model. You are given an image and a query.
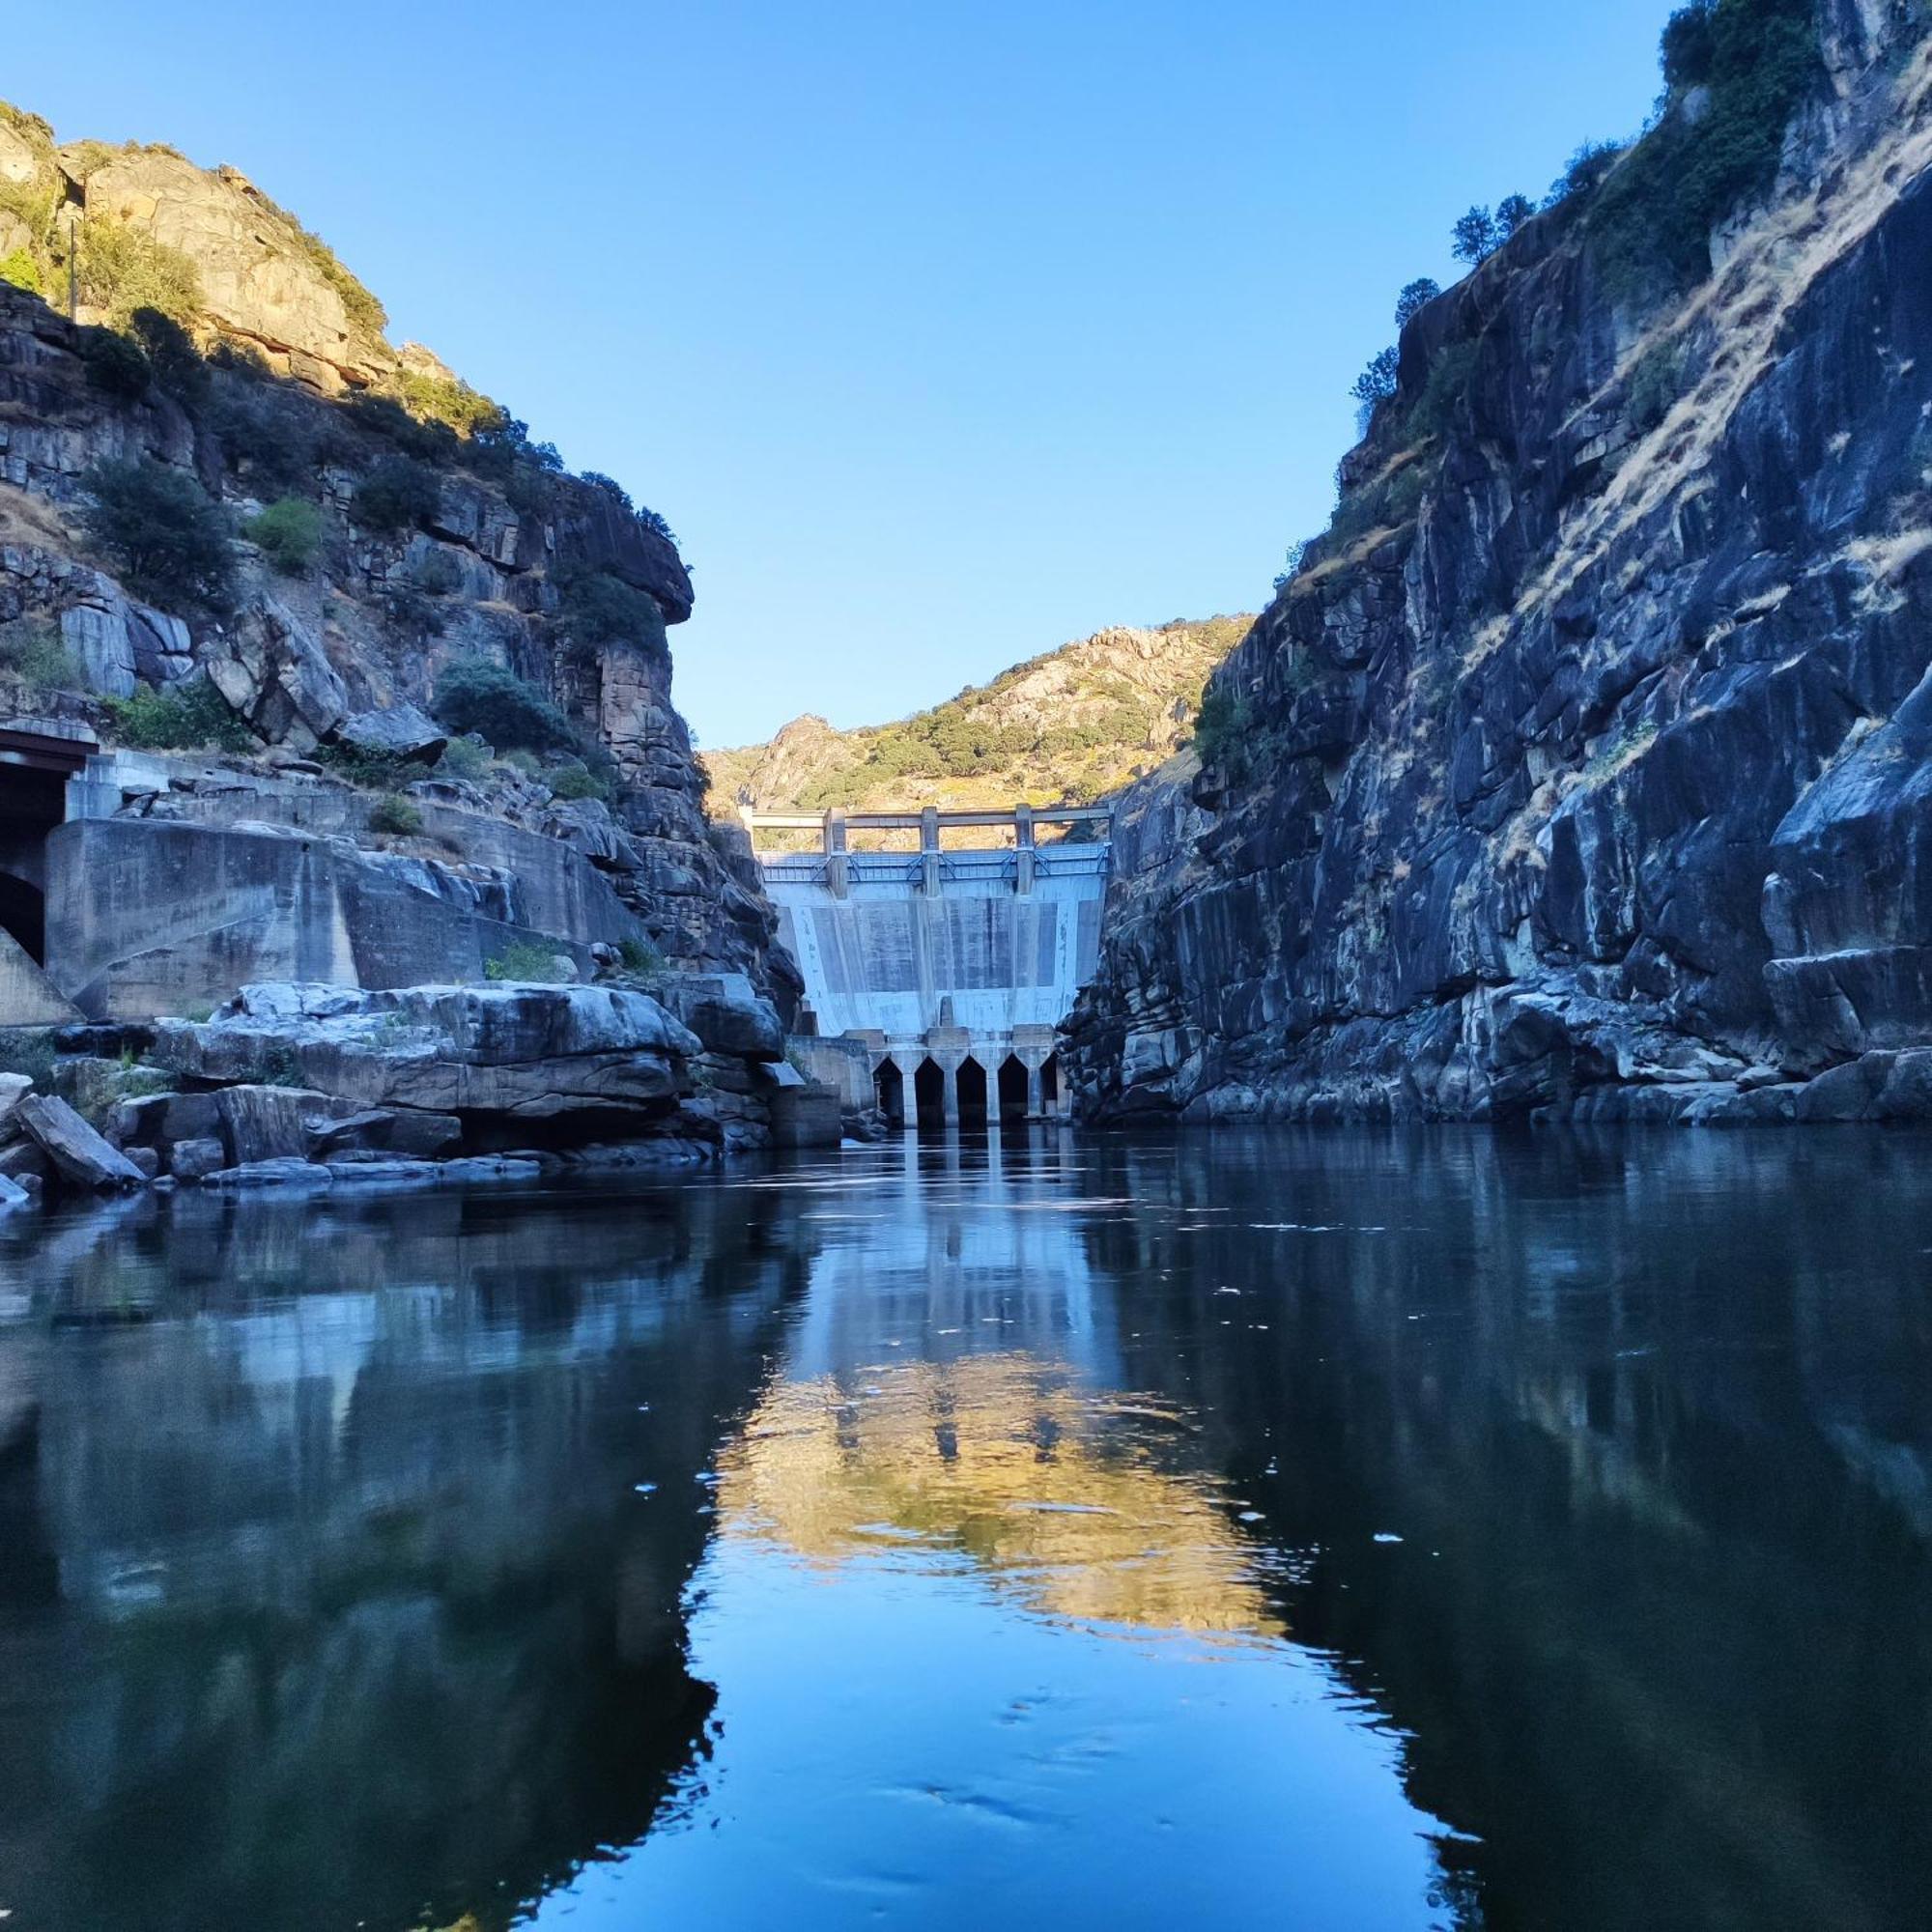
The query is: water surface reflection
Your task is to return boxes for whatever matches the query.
[1,1129,1928,1929]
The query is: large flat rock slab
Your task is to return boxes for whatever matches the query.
[152,980,702,1126]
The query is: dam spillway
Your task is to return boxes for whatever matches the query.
[746,804,1111,1124]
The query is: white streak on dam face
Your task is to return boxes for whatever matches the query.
[751,810,1111,1112]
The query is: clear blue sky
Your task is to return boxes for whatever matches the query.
[19,2,1674,747]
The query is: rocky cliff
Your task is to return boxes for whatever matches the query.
[1065,2,1932,1125]
[704,614,1249,819]
[0,99,792,1013]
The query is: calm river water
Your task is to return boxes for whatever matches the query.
[0,1129,1927,1930]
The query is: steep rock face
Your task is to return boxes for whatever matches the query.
[0,213,786,1005]
[1065,11,1932,1124]
[75,150,388,390]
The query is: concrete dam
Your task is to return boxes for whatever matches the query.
[747,804,1111,1128]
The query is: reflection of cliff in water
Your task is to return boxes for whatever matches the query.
[0,1183,815,1932]
[1074,1131,1932,1932]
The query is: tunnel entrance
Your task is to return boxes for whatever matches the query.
[913,1058,946,1130]
[997,1055,1028,1122]
[956,1057,988,1130]
[1041,1054,1061,1113]
[0,730,89,984]
[0,873,46,966]
[875,1059,906,1127]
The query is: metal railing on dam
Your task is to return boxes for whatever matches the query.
[743,804,1113,1124]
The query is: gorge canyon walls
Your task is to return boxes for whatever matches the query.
[1065,2,1932,1127]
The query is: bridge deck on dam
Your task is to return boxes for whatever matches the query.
[746,804,1110,1126]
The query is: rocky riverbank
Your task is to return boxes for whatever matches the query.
[0,973,832,1208]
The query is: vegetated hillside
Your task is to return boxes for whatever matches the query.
[703,615,1251,821]
[1064,0,1932,1125]
[0,98,789,996]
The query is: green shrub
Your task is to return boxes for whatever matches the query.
[1407,339,1480,440]
[396,369,506,439]
[80,459,234,612]
[379,582,446,639]
[313,741,411,790]
[497,748,543,779]
[353,455,441,533]
[0,618,78,693]
[282,219,386,343]
[1191,686,1252,769]
[1627,342,1687,431]
[504,464,556,521]
[257,1044,304,1089]
[1543,138,1626,213]
[484,939,574,983]
[81,327,151,400]
[1350,346,1400,408]
[128,306,207,406]
[207,381,321,498]
[0,248,42,296]
[544,755,613,803]
[368,794,423,836]
[411,548,463,595]
[437,732,492,780]
[104,678,253,753]
[0,1028,56,1087]
[432,656,574,752]
[554,563,666,649]
[343,392,460,466]
[245,497,325,574]
[1589,0,1821,299]
[76,215,202,327]
[617,936,664,975]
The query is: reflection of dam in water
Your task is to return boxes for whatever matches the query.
[727,1139,1288,1638]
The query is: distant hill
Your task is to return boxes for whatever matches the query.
[702,614,1252,818]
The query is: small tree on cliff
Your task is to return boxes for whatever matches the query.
[80,458,234,613]
[1394,279,1440,330]
[1350,346,1400,409]
[1451,206,1501,266]
[1494,194,1536,241]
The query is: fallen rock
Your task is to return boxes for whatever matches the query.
[655,973,786,1061]
[19,1094,146,1188]
[201,1157,336,1189]
[1794,1054,1892,1122]
[1873,1049,1932,1122]
[0,1172,31,1211]
[213,1084,347,1164]
[0,1142,50,1185]
[336,704,446,762]
[109,1091,223,1150]
[169,1137,225,1181]
[312,1108,463,1159]
[0,1071,32,1130]
[204,597,347,749]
